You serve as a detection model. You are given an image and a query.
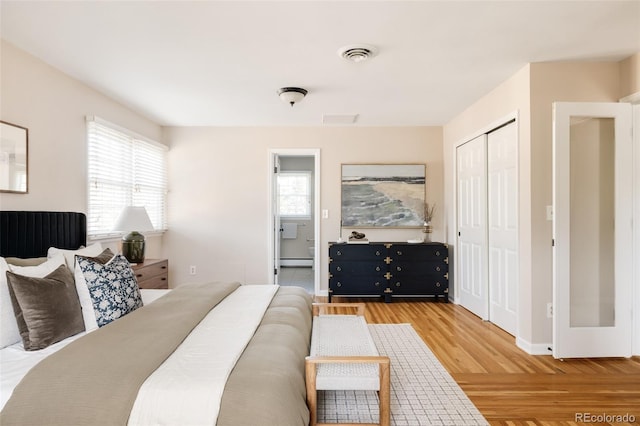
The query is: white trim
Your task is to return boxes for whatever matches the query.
[451,110,520,336]
[85,115,167,151]
[633,104,640,356]
[619,91,640,104]
[268,148,321,296]
[515,337,553,356]
[619,93,640,356]
[88,230,165,243]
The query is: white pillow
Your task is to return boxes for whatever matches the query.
[1,254,66,348]
[8,252,66,277]
[0,257,16,348]
[47,242,103,270]
[47,243,104,332]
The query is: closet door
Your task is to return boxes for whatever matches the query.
[457,135,488,320]
[487,122,518,335]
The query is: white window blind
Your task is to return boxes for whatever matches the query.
[87,117,167,237]
[278,172,311,217]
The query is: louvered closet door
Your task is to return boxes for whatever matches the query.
[487,122,518,335]
[457,135,488,320]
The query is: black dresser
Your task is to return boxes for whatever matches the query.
[328,242,449,303]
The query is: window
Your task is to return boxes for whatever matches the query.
[86,116,167,237]
[278,171,311,218]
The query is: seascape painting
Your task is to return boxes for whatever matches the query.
[341,164,426,227]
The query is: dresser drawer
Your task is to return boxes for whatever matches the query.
[137,273,169,289]
[132,259,169,289]
[329,244,386,260]
[329,277,385,294]
[329,260,386,275]
[391,261,447,276]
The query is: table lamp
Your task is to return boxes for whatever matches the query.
[113,206,154,263]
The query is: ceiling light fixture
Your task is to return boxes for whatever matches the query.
[337,44,378,63]
[277,87,308,107]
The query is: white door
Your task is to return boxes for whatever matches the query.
[272,154,281,284]
[457,135,489,319]
[487,123,519,335]
[553,102,633,358]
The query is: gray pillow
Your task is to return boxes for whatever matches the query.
[4,257,48,267]
[6,264,85,351]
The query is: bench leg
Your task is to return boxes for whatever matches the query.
[379,360,390,426]
[305,361,318,426]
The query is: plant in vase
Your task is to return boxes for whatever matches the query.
[422,203,435,242]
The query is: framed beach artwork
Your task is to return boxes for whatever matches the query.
[341,163,426,228]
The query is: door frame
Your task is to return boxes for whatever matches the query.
[453,111,519,304]
[267,148,321,295]
[620,91,640,356]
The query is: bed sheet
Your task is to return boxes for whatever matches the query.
[0,289,170,410]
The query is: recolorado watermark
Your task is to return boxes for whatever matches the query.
[575,412,636,423]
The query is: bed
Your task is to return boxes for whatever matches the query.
[0,211,312,426]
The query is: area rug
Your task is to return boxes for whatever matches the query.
[317,323,488,425]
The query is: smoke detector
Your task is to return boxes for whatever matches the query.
[337,44,378,63]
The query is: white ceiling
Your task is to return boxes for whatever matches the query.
[2,1,639,127]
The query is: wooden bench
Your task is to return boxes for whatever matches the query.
[305,303,390,426]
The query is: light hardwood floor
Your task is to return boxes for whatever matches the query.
[323,296,640,425]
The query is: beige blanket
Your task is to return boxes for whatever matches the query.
[217,286,312,426]
[0,281,240,426]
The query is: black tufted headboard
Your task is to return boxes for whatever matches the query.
[0,211,87,258]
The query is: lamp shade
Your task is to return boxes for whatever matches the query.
[113,206,154,233]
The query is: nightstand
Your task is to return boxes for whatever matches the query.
[132,259,169,289]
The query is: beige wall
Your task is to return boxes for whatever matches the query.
[443,64,533,344]
[163,126,443,289]
[444,60,625,351]
[528,62,620,345]
[620,53,640,97]
[0,40,164,256]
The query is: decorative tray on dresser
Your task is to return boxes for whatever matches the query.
[328,242,448,303]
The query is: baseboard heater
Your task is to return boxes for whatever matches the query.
[280,258,313,267]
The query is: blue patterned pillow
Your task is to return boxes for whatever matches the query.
[76,253,143,327]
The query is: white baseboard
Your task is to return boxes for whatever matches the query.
[280,259,313,267]
[516,337,553,355]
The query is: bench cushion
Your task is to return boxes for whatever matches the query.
[310,315,380,390]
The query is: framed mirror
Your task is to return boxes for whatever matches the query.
[0,121,28,193]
